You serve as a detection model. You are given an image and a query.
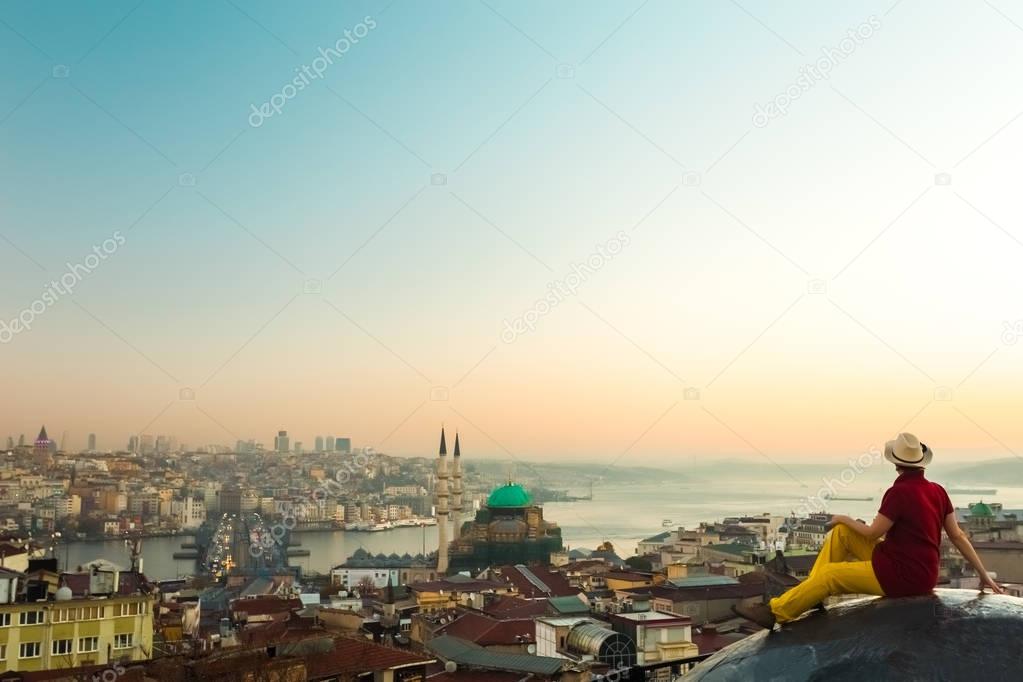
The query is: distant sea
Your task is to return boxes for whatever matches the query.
[62,477,1022,581]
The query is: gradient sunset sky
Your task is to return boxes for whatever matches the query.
[2,1,1023,465]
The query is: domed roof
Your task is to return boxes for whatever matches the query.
[688,589,1023,681]
[487,483,532,508]
[970,501,994,517]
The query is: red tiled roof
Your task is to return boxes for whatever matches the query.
[484,595,549,618]
[496,565,578,598]
[230,596,303,618]
[439,612,534,646]
[692,625,747,654]
[305,637,434,676]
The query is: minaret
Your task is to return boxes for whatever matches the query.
[435,428,449,574]
[450,432,463,541]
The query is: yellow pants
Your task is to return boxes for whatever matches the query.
[770,523,885,623]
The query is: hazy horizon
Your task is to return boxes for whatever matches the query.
[4,2,1023,465]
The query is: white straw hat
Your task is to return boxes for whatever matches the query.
[884,432,932,468]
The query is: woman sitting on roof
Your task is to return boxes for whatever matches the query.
[734,433,1003,628]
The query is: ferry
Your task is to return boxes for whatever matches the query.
[662,519,674,527]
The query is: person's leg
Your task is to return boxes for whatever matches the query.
[806,524,878,580]
[770,561,884,623]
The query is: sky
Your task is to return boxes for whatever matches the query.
[2,0,1023,468]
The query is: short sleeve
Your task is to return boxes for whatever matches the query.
[878,485,901,522]
[936,484,953,516]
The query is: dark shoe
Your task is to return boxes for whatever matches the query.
[813,601,827,614]
[763,570,790,599]
[732,602,776,629]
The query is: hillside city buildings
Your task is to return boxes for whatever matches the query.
[0,426,1020,678]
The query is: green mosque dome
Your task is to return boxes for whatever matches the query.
[487,483,532,508]
[970,501,994,517]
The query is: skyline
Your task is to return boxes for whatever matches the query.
[4,1,1023,463]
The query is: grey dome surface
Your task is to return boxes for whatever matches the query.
[688,589,1023,681]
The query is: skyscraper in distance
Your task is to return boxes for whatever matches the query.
[314,436,324,452]
[275,430,289,453]
[87,433,96,451]
[336,437,351,453]
[325,435,335,452]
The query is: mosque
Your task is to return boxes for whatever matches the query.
[434,428,562,575]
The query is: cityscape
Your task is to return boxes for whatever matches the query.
[4,0,1023,680]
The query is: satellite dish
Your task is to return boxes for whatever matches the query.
[444,661,457,673]
[527,643,537,654]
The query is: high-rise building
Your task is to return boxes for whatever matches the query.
[274,430,289,453]
[140,434,154,456]
[315,436,324,452]
[128,435,139,454]
[87,433,97,451]
[294,441,303,454]
[5,436,13,450]
[336,437,352,453]
[326,435,335,452]
[17,434,25,447]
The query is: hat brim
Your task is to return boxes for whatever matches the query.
[884,440,933,468]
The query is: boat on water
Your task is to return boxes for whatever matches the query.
[948,488,997,495]
[822,492,874,501]
[662,519,673,527]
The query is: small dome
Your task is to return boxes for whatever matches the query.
[487,483,532,508]
[55,586,73,601]
[970,501,994,518]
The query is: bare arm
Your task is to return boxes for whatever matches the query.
[944,512,1003,594]
[827,513,893,541]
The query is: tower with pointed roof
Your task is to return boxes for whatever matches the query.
[450,432,463,541]
[34,425,54,461]
[435,427,449,574]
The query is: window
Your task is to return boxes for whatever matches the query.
[19,610,44,625]
[53,607,78,623]
[115,602,143,617]
[114,633,133,649]
[78,637,98,653]
[80,606,103,620]
[0,613,9,627]
[52,639,73,655]
[19,642,41,659]
[0,643,6,660]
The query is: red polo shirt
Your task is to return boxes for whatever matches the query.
[871,469,953,597]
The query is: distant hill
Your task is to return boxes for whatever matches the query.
[467,459,679,487]
[940,458,1023,486]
